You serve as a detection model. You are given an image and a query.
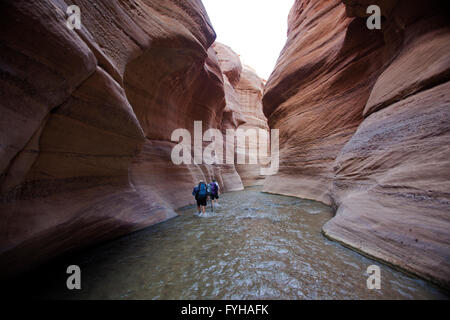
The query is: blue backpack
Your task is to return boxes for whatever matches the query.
[197,183,207,198]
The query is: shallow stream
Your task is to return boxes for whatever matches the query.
[11,187,448,299]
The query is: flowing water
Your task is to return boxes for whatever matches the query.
[11,187,448,299]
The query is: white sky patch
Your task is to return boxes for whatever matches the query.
[202,0,295,80]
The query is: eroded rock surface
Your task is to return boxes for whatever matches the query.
[263,0,450,286]
[0,0,266,278]
[213,43,269,186]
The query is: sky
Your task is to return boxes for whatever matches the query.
[202,0,295,80]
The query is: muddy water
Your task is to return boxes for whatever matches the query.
[15,187,448,299]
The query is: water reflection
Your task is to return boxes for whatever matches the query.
[13,187,449,299]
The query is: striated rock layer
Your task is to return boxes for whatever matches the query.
[0,0,266,279]
[213,43,269,187]
[263,0,450,287]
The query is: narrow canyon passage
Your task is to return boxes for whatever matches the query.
[1,0,449,301]
[9,188,447,300]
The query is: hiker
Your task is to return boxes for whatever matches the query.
[209,179,219,205]
[192,180,209,216]
[192,184,200,214]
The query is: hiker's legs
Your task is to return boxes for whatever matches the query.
[202,205,206,214]
[196,200,200,213]
[198,196,207,215]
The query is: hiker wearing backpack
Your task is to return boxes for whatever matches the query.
[193,180,209,216]
[209,179,219,204]
[192,184,201,214]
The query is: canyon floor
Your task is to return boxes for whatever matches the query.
[4,188,447,300]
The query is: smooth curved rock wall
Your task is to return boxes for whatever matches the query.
[263,0,450,287]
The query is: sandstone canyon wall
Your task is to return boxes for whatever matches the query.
[0,0,266,279]
[213,43,269,187]
[263,0,450,287]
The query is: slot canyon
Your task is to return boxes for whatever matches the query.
[0,0,449,299]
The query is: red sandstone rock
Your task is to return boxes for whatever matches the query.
[263,0,450,287]
[0,0,264,278]
[213,42,243,87]
[234,65,270,186]
[263,0,386,205]
[213,43,269,186]
[324,81,450,288]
